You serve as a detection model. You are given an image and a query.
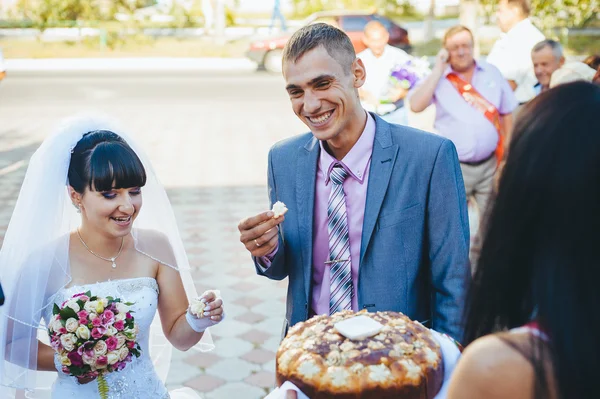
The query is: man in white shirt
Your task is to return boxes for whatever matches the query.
[486,0,545,104]
[358,21,411,125]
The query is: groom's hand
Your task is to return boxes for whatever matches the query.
[238,211,284,257]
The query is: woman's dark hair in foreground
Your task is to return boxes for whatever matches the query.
[463,81,600,398]
[68,130,147,193]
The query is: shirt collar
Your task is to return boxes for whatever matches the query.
[319,112,376,185]
[506,18,534,38]
[444,60,485,77]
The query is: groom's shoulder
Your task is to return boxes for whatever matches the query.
[269,132,315,158]
[387,122,449,151]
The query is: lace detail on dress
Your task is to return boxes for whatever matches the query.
[45,277,169,399]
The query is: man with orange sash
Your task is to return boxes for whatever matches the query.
[409,25,518,271]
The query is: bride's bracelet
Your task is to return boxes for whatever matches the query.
[186,308,225,333]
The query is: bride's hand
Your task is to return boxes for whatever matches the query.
[200,290,224,322]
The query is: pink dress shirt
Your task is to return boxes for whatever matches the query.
[258,113,376,316]
[310,114,375,315]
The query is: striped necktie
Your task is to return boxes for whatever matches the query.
[328,164,353,314]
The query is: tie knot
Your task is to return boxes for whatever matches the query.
[330,164,348,186]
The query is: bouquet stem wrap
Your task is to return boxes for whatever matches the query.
[98,374,109,399]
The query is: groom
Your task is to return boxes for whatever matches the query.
[238,23,470,341]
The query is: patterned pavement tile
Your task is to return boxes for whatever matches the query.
[183,375,227,393]
[237,329,273,345]
[204,382,267,399]
[241,349,277,365]
[183,352,222,369]
[205,358,261,381]
[244,371,276,390]
[208,337,254,358]
[234,311,266,324]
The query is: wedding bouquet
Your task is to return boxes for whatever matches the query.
[387,56,432,93]
[48,291,141,399]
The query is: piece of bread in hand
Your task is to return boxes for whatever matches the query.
[272,201,288,218]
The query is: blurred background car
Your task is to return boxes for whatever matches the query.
[0,48,5,82]
[247,10,411,73]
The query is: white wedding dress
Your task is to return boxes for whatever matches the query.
[43,277,178,399]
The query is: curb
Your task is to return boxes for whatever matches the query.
[4,57,258,72]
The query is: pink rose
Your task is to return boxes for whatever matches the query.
[50,339,61,351]
[102,310,115,325]
[73,293,90,302]
[126,312,132,319]
[114,320,125,331]
[91,326,107,339]
[67,351,84,367]
[77,310,88,319]
[126,341,135,349]
[95,355,108,369]
[82,350,96,366]
[62,366,70,374]
[92,317,103,327]
[106,336,119,352]
[58,327,68,335]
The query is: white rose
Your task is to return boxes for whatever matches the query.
[60,333,76,352]
[100,298,109,307]
[189,299,206,318]
[66,300,80,313]
[104,326,118,337]
[47,315,59,332]
[116,333,127,349]
[118,346,130,361]
[82,352,96,366]
[65,318,79,333]
[107,351,120,365]
[115,312,126,321]
[115,303,130,314]
[88,312,98,321]
[51,318,63,332]
[76,325,91,340]
[93,340,107,356]
[84,301,98,313]
[60,354,71,366]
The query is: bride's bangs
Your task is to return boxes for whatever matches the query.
[88,142,147,192]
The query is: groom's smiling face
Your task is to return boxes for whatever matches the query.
[283,46,365,144]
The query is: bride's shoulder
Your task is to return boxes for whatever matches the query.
[132,228,170,245]
[131,228,176,266]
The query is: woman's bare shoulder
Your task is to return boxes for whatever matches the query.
[447,334,536,399]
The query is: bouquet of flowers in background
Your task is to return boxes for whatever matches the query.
[388,56,432,92]
[48,291,141,399]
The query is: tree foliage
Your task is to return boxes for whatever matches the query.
[290,0,418,18]
[480,0,599,32]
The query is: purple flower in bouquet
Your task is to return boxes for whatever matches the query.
[389,58,432,90]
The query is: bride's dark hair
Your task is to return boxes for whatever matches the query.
[463,81,600,398]
[68,130,147,193]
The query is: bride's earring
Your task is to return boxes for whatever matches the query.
[74,203,81,213]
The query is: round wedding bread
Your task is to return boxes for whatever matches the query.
[276,310,443,399]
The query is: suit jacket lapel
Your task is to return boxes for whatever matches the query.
[296,136,319,299]
[360,115,399,264]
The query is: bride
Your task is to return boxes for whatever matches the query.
[0,116,224,398]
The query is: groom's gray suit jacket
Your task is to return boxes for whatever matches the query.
[255,114,470,341]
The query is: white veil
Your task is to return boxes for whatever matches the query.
[0,114,214,398]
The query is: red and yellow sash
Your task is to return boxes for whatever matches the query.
[446,72,504,161]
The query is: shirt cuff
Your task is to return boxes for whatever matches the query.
[256,242,279,271]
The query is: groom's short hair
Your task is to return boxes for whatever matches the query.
[282,22,356,74]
